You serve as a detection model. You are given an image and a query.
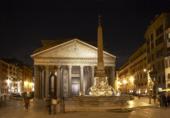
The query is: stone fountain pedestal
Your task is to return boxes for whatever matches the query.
[64,96,130,112]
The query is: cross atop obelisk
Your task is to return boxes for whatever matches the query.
[96,15,105,77]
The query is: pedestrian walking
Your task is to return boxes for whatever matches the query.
[167,92,170,107]
[162,92,167,107]
[52,98,57,114]
[153,95,157,104]
[138,94,141,99]
[159,92,163,107]
[24,97,30,111]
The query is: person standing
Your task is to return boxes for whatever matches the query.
[46,95,52,114]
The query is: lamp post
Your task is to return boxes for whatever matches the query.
[147,77,152,104]
[144,69,150,104]
[143,68,153,104]
[149,70,157,104]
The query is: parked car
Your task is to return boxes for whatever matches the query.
[21,92,34,99]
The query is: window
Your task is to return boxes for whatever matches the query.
[168,60,170,67]
[162,76,165,84]
[151,34,154,41]
[156,35,164,46]
[156,48,164,58]
[151,54,154,61]
[158,76,161,83]
[156,25,163,36]
[168,33,170,39]
[150,37,154,49]
[168,84,170,88]
[165,60,168,68]
[151,42,154,49]
[168,73,170,80]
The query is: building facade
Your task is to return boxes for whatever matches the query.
[31,39,116,99]
[21,65,33,92]
[0,60,9,98]
[117,12,170,95]
[117,44,148,94]
[145,13,170,90]
[0,58,33,96]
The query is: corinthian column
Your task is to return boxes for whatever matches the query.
[80,65,84,95]
[34,65,40,99]
[68,65,72,97]
[45,66,49,98]
[57,66,61,98]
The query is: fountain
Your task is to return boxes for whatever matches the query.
[64,16,129,112]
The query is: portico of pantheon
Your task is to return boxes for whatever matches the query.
[31,39,116,99]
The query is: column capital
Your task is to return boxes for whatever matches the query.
[57,65,61,68]
[68,65,72,69]
[80,65,84,69]
[45,65,49,68]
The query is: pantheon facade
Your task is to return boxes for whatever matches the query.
[31,39,116,99]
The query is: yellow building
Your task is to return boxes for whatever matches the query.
[0,58,33,95]
[145,13,170,90]
[117,12,170,95]
[0,60,9,97]
[21,65,33,92]
[117,44,147,94]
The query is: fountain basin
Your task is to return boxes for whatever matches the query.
[64,96,130,112]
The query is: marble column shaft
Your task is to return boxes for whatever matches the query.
[57,66,61,98]
[80,66,84,95]
[68,65,72,97]
[91,66,95,85]
[45,66,49,98]
[39,68,43,99]
[34,65,40,99]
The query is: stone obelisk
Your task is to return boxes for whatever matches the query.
[89,16,114,96]
[96,15,105,77]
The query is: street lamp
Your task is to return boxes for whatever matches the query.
[149,70,157,104]
[143,68,147,72]
[143,68,153,104]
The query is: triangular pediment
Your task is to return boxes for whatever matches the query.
[31,39,115,59]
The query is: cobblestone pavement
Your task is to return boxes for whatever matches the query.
[0,97,169,118]
[127,96,159,108]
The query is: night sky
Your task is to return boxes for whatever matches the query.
[0,0,170,68]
